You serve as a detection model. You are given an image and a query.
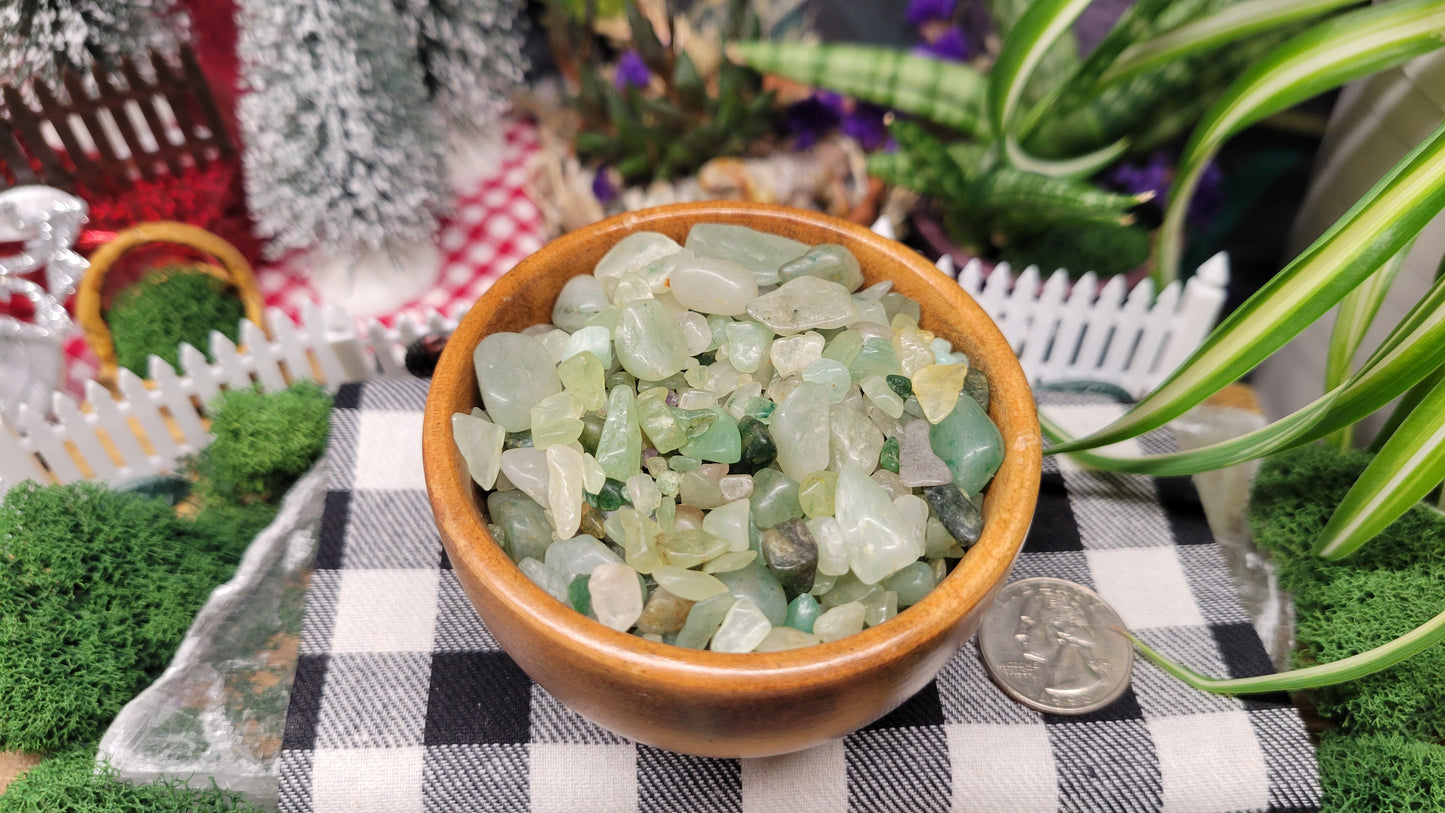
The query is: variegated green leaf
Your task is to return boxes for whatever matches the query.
[988,0,1094,140]
[1314,374,1445,559]
[730,42,987,137]
[1017,0,1176,140]
[1047,119,1445,455]
[1041,268,1445,474]
[1129,606,1445,693]
[1154,0,1445,282]
[1324,243,1410,449]
[1002,135,1131,178]
[1101,0,1361,87]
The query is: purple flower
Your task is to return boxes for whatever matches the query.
[912,25,969,61]
[907,0,956,27]
[785,93,843,149]
[841,101,889,151]
[592,166,618,204]
[1105,152,1225,228]
[1106,153,1173,205]
[614,51,652,91]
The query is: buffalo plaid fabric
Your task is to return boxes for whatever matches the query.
[278,376,1321,812]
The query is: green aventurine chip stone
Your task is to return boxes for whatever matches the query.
[680,409,741,464]
[586,478,631,511]
[751,467,803,529]
[487,491,552,562]
[686,223,809,286]
[734,415,780,473]
[785,593,823,633]
[851,337,902,381]
[636,388,687,453]
[614,299,690,381]
[569,574,593,617]
[886,374,912,399]
[964,366,990,411]
[596,385,642,481]
[879,436,901,473]
[675,593,734,649]
[777,244,864,291]
[928,396,1004,496]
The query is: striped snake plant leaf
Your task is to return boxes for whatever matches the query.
[1313,373,1445,560]
[1040,267,1445,476]
[730,42,988,138]
[1153,0,1445,282]
[1128,605,1445,693]
[1047,118,1445,455]
[1324,244,1411,449]
[1100,0,1362,88]
[884,120,1146,225]
[987,0,1094,142]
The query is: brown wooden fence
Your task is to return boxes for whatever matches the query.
[0,45,234,194]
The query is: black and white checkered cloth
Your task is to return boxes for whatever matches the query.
[278,376,1321,812]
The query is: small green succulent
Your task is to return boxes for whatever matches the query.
[561,0,775,185]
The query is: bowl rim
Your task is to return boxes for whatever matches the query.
[423,201,1041,694]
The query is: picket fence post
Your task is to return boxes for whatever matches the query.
[1,243,1226,495]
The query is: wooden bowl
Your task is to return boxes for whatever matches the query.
[423,202,1041,757]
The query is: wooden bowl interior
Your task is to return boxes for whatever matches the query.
[423,202,1041,755]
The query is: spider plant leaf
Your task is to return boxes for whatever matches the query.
[1324,243,1411,449]
[1047,118,1445,455]
[1313,374,1445,559]
[730,42,987,138]
[1041,267,1445,475]
[1370,363,1445,454]
[1127,606,1445,693]
[988,0,1094,140]
[1002,134,1131,179]
[1102,0,1362,88]
[1019,0,1176,139]
[1153,0,1445,282]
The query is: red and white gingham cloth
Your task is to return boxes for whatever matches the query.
[57,119,543,397]
[257,119,544,324]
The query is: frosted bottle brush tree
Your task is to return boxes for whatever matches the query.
[397,0,530,130]
[238,0,446,260]
[0,0,187,92]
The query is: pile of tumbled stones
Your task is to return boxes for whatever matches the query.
[453,224,1003,653]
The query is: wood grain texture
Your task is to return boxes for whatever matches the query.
[423,202,1042,757]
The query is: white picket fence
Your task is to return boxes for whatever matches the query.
[0,218,1228,497]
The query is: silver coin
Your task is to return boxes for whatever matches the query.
[978,577,1134,715]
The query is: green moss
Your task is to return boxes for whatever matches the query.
[1319,732,1445,812]
[107,267,247,377]
[1248,442,1445,806]
[1247,443,1445,607]
[0,746,259,811]
[193,382,332,506]
[1296,566,1445,742]
[0,483,257,753]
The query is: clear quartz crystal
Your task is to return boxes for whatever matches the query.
[590,562,644,631]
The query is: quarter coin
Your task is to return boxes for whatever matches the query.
[978,577,1133,715]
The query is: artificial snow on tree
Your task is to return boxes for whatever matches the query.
[237,0,447,259]
[0,0,187,93]
[397,0,530,130]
